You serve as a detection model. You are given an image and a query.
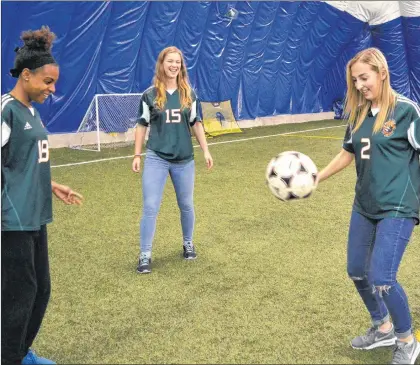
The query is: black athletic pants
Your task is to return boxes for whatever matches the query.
[1,226,51,365]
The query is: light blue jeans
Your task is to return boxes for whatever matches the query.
[140,149,195,254]
[347,210,415,338]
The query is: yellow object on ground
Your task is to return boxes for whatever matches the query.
[202,100,242,137]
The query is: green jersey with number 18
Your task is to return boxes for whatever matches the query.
[1,93,52,231]
[342,95,420,221]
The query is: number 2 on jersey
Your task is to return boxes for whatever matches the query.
[361,138,370,159]
[38,140,49,163]
[165,109,181,123]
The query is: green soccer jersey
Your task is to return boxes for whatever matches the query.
[137,87,202,162]
[342,95,420,221]
[1,93,52,231]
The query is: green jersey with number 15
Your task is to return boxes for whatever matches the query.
[1,93,52,231]
[342,95,420,221]
[137,87,202,163]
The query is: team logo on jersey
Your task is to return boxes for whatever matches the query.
[382,120,396,137]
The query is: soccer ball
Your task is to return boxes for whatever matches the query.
[266,151,318,201]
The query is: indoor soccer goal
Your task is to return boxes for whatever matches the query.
[69,93,142,151]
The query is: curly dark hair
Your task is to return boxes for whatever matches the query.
[11,26,57,78]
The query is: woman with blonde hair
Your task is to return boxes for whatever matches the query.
[132,46,213,274]
[317,47,420,364]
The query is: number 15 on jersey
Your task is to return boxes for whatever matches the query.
[165,109,181,123]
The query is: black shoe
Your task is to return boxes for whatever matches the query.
[183,243,197,260]
[137,254,151,274]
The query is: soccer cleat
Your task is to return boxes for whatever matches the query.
[391,339,420,364]
[351,326,397,350]
[183,242,197,260]
[137,254,151,274]
[22,349,56,364]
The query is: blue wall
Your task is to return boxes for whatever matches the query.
[2,1,419,133]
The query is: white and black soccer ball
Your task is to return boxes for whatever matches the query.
[265,151,318,201]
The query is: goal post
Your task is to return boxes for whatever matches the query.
[69,93,142,151]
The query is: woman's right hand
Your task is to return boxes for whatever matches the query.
[132,156,141,173]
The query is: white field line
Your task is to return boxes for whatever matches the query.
[51,124,346,168]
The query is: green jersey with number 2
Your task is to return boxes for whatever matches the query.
[342,95,420,221]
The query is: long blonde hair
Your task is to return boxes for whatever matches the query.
[153,46,192,110]
[344,47,396,133]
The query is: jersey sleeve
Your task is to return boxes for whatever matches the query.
[342,124,354,154]
[136,92,151,127]
[1,105,13,147]
[407,102,420,151]
[189,90,202,127]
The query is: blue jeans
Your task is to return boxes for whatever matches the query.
[347,210,415,338]
[140,149,195,254]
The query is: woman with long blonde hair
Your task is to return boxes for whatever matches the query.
[317,47,420,364]
[132,46,213,274]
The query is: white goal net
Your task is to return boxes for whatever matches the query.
[69,93,142,151]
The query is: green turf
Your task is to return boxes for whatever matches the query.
[36,120,419,364]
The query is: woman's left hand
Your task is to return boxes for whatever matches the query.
[204,150,213,170]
